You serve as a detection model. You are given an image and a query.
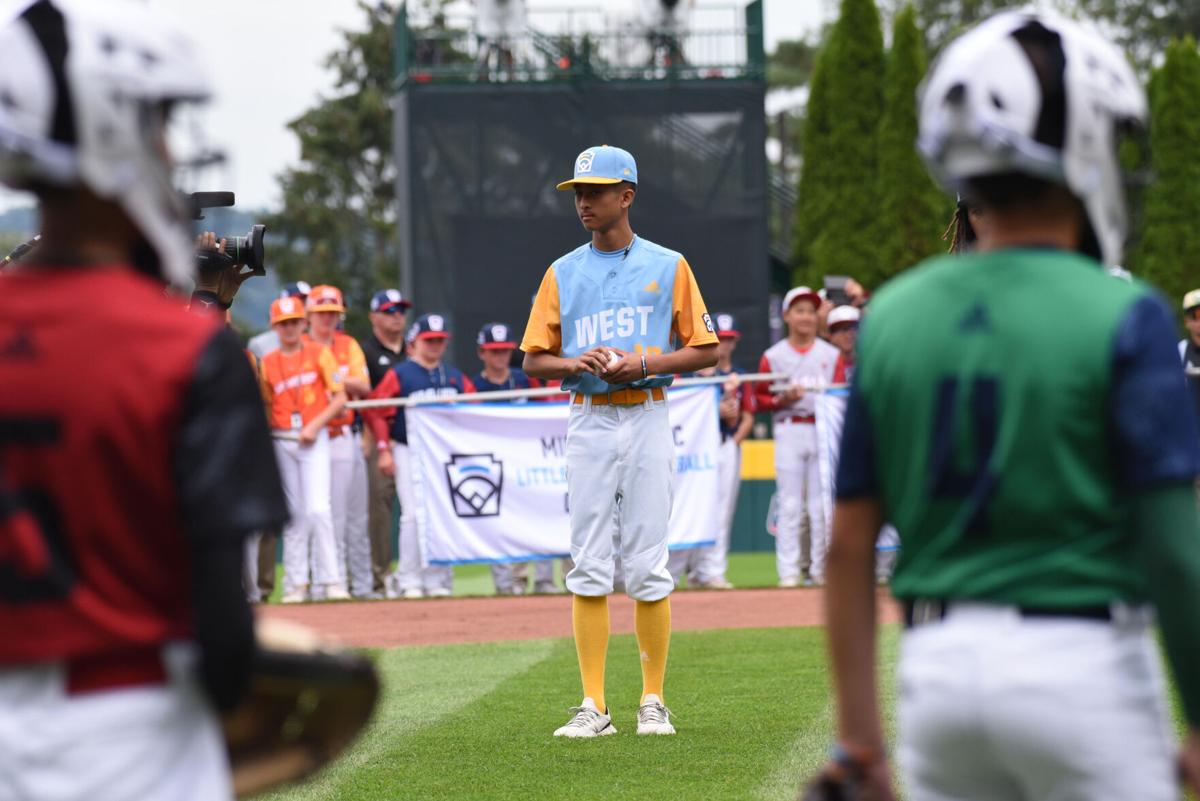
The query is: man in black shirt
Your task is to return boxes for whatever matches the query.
[362,289,411,594]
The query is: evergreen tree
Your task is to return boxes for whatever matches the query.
[874,5,950,286]
[791,46,833,278]
[266,2,399,339]
[1131,37,1200,310]
[792,0,886,289]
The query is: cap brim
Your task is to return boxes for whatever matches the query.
[271,313,306,325]
[480,342,516,350]
[416,332,450,340]
[307,304,344,313]
[555,177,625,191]
[716,330,740,339]
[783,293,822,312]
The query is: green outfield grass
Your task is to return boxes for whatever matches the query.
[257,626,900,801]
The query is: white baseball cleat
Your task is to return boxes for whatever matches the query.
[636,694,676,735]
[778,576,801,588]
[554,698,617,738]
[324,583,351,601]
[402,588,425,600]
[280,587,309,604]
[699,578,734,590]
[426,587,452,598]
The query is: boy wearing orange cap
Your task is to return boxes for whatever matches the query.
[305,286,376,599]
[260,296,349,602]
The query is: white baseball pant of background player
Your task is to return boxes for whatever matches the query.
[0,644,233,801]
[391,443,453,595]
[274,431,341,598]
[491,560,557,594]
[666,435,740,585]
[899,604,1176,800]
[773,419,826,584]
[243,532,263,602]
[329,432,373,597]
[565,395,675,600]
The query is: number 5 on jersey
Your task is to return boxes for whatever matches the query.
[0,418,75,602]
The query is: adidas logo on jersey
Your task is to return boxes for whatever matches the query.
[574,306,655,349]
[643,279,661,294]
[959,303,991,332]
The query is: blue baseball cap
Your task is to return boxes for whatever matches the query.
[556,145,638,190]
[713,312,740,338]
[370,288,412,313]
[280,280,311,300]
[477,322,516,349]
[405,313,450,344]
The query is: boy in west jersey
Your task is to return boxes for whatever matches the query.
[814,11,1200,800]
[260,297,349,603]
[366,314,476,599]
[522,145,718,738]
[473,321,562,595]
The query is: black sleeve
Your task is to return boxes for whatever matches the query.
[173,327,290,710]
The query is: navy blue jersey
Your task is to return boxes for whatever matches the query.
[365,360,475,445]
[472,368,535,400]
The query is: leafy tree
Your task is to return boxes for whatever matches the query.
[768,37,819,89]
[793,0,886,289]
[889,0,1023,55]
[1130,37,1200,311]
[267,1,399,338]
[874,5,950,285]
[1075,0,1200,70]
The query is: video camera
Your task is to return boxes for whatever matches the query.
[190,191,267,276]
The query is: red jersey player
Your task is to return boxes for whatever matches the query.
[0,4,286,799]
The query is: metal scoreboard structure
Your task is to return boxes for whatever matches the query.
[391,1,772,368]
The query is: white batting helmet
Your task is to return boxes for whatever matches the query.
[917,10,1146,266]
[0,0,211,286]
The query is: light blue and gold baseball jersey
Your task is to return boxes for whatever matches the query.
[521,236,718,394]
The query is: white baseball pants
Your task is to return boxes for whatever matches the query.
[490,560,555,594]
[0,645,233,801]
[391,443,452,594]
[899,603,1176,801]
[667,436,741,585]
[564,396,675,601]
[242,532,262,602]
[329,432,373,597]
[773,420,826,582]
[274,431,340,596]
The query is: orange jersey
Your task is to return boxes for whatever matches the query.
[304,332,367,430]
[260,342,343,430]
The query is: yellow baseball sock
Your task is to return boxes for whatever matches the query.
[635,597,671,703]
[572,594,610,712]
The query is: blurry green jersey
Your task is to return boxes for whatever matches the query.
[843,248,1194,608]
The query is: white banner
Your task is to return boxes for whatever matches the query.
[815,390,900,555]
[407,387,721,565]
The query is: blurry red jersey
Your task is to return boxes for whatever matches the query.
[0,267,220,663]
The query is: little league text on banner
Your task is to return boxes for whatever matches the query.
[407,387,722,565]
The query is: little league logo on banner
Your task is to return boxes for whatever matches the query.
[407,387,722,565]
[444,454,503,517]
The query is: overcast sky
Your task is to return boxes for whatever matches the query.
[1,0,831,212]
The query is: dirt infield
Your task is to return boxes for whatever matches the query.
[259,587,903,648]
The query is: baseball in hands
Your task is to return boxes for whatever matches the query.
[606,350,621,370]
